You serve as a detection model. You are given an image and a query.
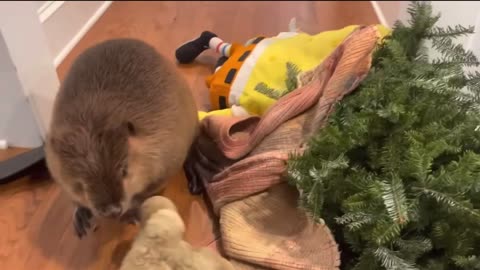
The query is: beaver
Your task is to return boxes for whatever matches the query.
[44,38,198,237]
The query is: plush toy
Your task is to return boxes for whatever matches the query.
[175,21,390,120]
[120,196,235,270]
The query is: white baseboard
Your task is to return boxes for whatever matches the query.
[53,1,113,67]
[370,1,409,28]
[37,1,65,23]
[37,1,113,68]
[370,1,389,27]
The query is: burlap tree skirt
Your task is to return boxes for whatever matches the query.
[220,183,340,270]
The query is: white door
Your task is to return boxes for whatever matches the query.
[0,1,60,147]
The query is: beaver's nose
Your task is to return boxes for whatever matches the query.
[98,205,123,218]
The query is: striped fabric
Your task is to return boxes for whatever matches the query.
[185,25,381,270]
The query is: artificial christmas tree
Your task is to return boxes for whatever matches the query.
[288,2,480,270]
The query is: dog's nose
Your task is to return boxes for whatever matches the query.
[98,205,123,218]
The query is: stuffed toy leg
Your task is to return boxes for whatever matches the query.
[120,196,235,270]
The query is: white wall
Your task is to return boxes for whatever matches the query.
[38,1,112,66]
[0,1,112,148]
[0,1,60,147]
[428,1,480,59]
[373,1,480,59]
[371,1,402,27]
[0,32,44,148]
[35,1,48,10]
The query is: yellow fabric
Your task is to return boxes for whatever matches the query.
[239,25,390,116]
[198,109,232,121]
[198,24,391,120]
[227,33,297,113]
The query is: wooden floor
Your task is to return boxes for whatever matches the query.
[0,2,378,269]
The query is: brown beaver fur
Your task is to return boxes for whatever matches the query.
[45,38,198,236]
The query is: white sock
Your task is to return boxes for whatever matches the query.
[209,37,232,57]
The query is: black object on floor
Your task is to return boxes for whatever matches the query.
[175,31,218,64]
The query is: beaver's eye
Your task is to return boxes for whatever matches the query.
[121,165,128,178]
[73,181,84,193]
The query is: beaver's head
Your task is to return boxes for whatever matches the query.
[45,123,136,218]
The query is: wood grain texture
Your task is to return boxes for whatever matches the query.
[0,2,377,269]
[0,147,31,162]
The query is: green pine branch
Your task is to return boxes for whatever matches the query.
[431,37,479,68]
[394,238,433,261]
[254,62,302,100]
[254,82,283,100]
[285,62,301,93]
[453,255,480,270]
[372,220,404,246]
[335,212,376,231]
[374,247,418,270]
[426,25,475,39]
[417,187,480,219]
[352,250,382,270]
[466,71,480,99]
[287,1,480,269]
[381,174,409,225]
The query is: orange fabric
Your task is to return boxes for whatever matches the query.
[206,38,263,110]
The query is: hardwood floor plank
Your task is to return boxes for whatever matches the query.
[0,147,31,163]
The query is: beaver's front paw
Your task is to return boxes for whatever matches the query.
[73,206,93,238]
[120,208,140,225]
